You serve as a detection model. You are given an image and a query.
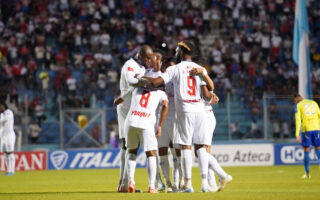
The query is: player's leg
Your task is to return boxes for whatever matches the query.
[117,108,128,191]
[175,112,194,192]
[155,153,165,191]
[169,144,181,191]
[146,150,158,193]
[193,112,211,192]
[301,132,312,178]
[3,136,15,176]
[126,126,140,193]
[158,128,172,191]
[143,129,158,193]
[194,144,210,192]
[206,147,218,192]
[312,131,320,166]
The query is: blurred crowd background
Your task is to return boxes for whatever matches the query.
[0,0,320,147]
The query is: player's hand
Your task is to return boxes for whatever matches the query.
[113,97,124,105]
[156,126,162,138]
[296,135,302,144]
[189,68,203,76]
[210,93,219,104]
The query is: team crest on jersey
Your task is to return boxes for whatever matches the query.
[127,67,134,71]
[50,151,68,170]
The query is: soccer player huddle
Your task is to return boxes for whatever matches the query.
[115,41,232,193]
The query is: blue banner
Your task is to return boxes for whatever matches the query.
[48,149,146,170]
[274,144,318,165]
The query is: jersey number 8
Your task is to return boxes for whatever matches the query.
[139,90,151,108]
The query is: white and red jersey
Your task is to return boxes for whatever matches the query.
[165,81,175,119]
[0,109,15,138]
[118,58,146,112]
[126,88,168,130]
[161,61,206,113]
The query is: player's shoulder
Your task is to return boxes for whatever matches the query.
[4,109,13,116]
[123,58,139,70]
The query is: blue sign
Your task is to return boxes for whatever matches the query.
[274,144,318,165]
[48,149,146,170]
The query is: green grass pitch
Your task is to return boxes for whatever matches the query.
[0,166,319,200]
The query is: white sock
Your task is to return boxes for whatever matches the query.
[127,153,137,185]
[119,148,126,185]
[208,169,217,187]
[171,149,180,187]
[147,156,157,189]
[156,155,163,186]
[197,148,208,187]
[160,155,171,185]
[208,153,227,179]
[6,154,10,173]
[181,149,192,188]
[9,154,15,173]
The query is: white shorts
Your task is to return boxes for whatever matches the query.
[173,112,206,146]
[0,135,16,153]
[126,126,158,152]
[117,106,129,139]
[158,116,179,148]
[193,111,216,145]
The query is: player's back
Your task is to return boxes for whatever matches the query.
[169,61,206,113]
[126,88,167,130]
[296,99,320,132]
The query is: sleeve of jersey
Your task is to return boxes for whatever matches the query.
[316,102,320,126]
[160,66,175,84]
[125,65,140,85]
[294,104,301,137]
[199,75,207,86]
[161,91,169,102]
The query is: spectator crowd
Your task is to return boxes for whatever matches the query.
[0,0,320,143]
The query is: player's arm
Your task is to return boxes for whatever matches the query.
[141,65,174,88]
[201,84,213,101]
[190,67,214,91]
[156,99,168,138]
[210,92,219,104]
[140,76,165,87]
[113,87,135,105]
[295,104,302,143]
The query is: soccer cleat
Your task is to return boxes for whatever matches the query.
[166,186,173,193]
[182,186,194,193]
[134,189,142,193]
[301,173,311,179]
[128,181,135,193]
[157,183,166,191]
[209,185,219,192]
[172,185,180,193]
[218,175,232,192]
[148,187,158,193]
[117,184,128,193]
[3,172,15,176]
[201,185,212,192]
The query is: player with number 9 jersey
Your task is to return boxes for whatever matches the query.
[161,61,207,113]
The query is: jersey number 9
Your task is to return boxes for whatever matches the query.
[187,76,196,96]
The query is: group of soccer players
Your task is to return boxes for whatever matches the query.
[115,40,232,193]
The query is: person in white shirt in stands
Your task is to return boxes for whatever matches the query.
[141,40,217,192]
[115,45,153,193]
[124,72,168,193]
[0,102,16,176]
